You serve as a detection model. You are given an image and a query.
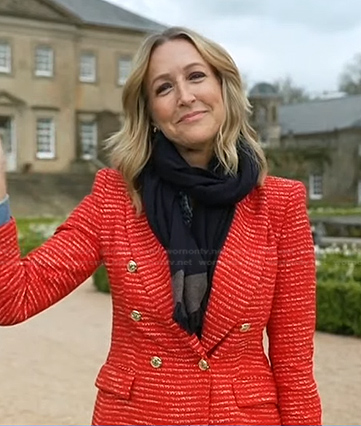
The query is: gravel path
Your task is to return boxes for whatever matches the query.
[1,280,360,425]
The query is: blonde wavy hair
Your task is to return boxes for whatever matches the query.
[106,26,267,214]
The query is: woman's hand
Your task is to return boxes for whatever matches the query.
[0,137,8,199]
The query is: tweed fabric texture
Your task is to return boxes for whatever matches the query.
[0,168,322,425]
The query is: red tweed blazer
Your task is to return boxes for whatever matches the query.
[0,168,321,425]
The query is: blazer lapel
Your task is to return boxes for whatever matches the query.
[201,186,269,353]
[125,186,269,356]
[125,200,207,356]
[126,200,174,322]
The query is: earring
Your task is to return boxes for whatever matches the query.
[153,126,158,133]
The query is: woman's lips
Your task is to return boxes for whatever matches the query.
[178,111,207,123]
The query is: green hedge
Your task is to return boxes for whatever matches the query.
[316,250,361,337]
[317,252,361,283]
[316,280,361,337]
[93,265,110,293]
[17,218,62,256]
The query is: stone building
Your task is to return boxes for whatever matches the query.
[249,83,361,206]
[0,0,165,173]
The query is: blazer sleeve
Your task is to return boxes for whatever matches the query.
[0,169,108,326]
[267,181,322,425]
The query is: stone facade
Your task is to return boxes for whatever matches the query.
[0,0,159,173]
[249,83,361,206]
[277,129,361,205]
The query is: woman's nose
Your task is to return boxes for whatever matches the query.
[176,83,196,106]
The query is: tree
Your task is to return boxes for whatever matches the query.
[273,76,310,104]
[338,53,361,95]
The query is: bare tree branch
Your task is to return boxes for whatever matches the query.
[338,53,361,95]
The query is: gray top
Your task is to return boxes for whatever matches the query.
[52,0,166,32]
[0,195,10,225]
[279,94,361,136]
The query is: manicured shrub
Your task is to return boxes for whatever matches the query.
[316,250,361,284]
[17,218,62,256]
[316,246,361,337]
[93,265,110,293]
[316,280,361,337]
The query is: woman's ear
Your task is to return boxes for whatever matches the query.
[150,120,158,133]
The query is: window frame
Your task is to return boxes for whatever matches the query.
[34,45,54,77]
[309,173,323,200]
[0,41,11,74]
[36,117,55,159]
[117,56,132,86]
[79,52,96,83]
[79,120,98,160]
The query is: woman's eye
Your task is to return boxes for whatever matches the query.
[155,82,172,95]
[189,71,206,80]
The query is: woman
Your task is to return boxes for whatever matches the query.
[0,27,321,425]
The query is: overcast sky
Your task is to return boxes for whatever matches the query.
[108,0,361,97]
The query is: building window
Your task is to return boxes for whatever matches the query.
[0,42,11,73]
[118,57,132,86]
[79,53,96,82]
[36,118,55,159]
[309,174,323,200]
[80,121,97,159]
[35,46,54,77]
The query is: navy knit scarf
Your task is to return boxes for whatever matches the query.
[139,131,259,336]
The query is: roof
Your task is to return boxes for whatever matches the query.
[279,94,361,136]
[51,0,166,32]
[249,82,279,98]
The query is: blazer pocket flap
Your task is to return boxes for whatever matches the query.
[95,363,135,400]
[233,374,278,407]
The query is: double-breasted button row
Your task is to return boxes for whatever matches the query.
[149,356,210,371]
[127,260,138,273]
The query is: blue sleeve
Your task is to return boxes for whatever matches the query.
[0,195,11,225]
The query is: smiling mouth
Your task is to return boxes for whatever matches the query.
[178,111,207,123]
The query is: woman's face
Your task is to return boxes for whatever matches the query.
[146,39,225,155]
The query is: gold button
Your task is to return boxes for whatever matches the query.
[150,356,162,369]
[198,359,210,371]
[240,323,251,332]
[127,260,138,273]
[130,310,142,322]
